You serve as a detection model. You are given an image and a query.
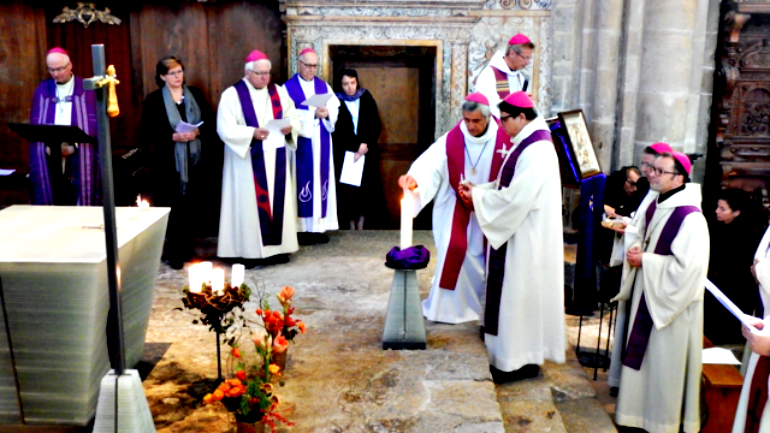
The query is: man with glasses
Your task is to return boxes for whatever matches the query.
[474,33,534,118]
[284,48,341,245]
[216,49,299,267]
[397,93,508,325]
[611,151,708,433]
[29,47,99,205]
[457,91,565,383]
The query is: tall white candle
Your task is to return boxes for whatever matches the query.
[212,268,225,295]
[400,191,414,249]
[188,263,202,293]
[231,264,245,288]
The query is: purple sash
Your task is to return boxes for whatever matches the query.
[621,200,700,370]
[284,74,331,218]
[29,77,99,205]
[484,128,553,336]
[234,80,286,246]
[441,122,506,290]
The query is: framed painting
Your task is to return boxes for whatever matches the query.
[546,116,580,189]
[557,109,603,180]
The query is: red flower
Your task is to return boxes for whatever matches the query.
[231,347,241,358]
[273,334,289,353]
[235,369,246,381]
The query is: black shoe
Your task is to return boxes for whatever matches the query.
[168,259,184,270]
[298,232,329,246]
[479,326,485,341]
[610,386,619,397]
[264,254,290,266]
[490,364,540,384]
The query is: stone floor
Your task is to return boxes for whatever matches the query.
[137,230,618,433]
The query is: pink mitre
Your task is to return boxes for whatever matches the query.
[245,49,268,63]
[47,47,69,56]
[299,47,316,56]
[508,33,531,45]
[671,151,692,175]
[649,142,673,155]
[502,91,534,108]
[465,92,489,107]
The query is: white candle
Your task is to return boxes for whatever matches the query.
[400,191,414,249]
[231,264,245,288]
[139,199,149,210]
[199,261,213,288]
[212,268,225,295]
[188,263,202,293]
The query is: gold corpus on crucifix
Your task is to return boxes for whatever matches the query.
[53,2,122,28]
[87,64,120,118]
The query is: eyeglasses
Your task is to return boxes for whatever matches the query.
[625,179,638,187]
[48,62,70,73]
[165,70,183,77]
[249,70,270,77]
[641,161,654,170]
[514,52,533,62]
[299,60,318,69]
[650,166,679,177]
[500,115,513,122]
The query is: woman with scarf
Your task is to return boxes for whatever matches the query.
[140,56,216,269]
[332,69,384,229]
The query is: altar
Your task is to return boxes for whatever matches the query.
[0,205,169,426]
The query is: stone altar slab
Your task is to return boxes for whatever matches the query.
[0,205,169,425]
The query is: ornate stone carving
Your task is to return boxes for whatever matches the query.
[52,2,121,28]
[483,0,553,10]
[741,101,770,135]
[450,42,470,122]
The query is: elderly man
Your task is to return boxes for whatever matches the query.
[475,33,535,118]
[216,49,300,267]
[611,151,708,433]
[398,93,508,324]
[284,48,341,245]
[458,91,565,383]
[29,47,99,205]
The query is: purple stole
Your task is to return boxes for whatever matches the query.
[490,67,511,101]
[284,74,331,218]
[440,122,506,290]
[484,128,553,335]
[234,80,286,246]
[29,77,98,205]
[621,200,700,370]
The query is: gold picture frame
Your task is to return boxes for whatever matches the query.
[557,109,602,180]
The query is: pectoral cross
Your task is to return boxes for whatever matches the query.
[497,143,513,158]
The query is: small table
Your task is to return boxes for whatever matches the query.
[701,336,744,433]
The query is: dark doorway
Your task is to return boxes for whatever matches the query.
[330,45,436,229]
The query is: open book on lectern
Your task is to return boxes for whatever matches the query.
[8,122,96,145]
[705,279,761,333]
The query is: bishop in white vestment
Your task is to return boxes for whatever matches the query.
[612,152,708,433]
[284,48,340,241]
[399,93,507,324]
[459,91,565,383]
[474,33,534,118]
[217,50,300,263]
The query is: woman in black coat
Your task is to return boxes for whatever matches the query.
[332,69,385,229]
[139,56,217,269]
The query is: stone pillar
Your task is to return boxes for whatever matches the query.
[450,41,469,122]
[588,0,624,172]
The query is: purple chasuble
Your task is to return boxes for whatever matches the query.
[284,74,331,218]
[441,122,506,290]
[29,77,99,205]
[234,80,286,246]
[621,200,700,370]
[484,128,553,336]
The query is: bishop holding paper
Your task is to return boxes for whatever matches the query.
[216,49,300,267]
[398,93,508,325]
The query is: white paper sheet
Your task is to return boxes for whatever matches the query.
[340,151,365,187]
[266,118,291,134]
[0,168,16,176]
[175,121,203,133]
[702,347,741,365]
[262,130,285,151]
[705,279,760,333]
[301,93,333,108]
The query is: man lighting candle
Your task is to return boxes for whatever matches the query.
[398,93,508,325]
[458,91,565,383]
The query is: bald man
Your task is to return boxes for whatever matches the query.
[29,47,99,205]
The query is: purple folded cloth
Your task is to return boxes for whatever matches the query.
[385,246,431,270]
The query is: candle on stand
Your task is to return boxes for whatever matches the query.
[188,263,202,293]
[199,261,213,288]
[212,268,225,295]
[231,264,245,288]
[400,190,414,249]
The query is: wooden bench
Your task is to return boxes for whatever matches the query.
[701,337,745,433]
